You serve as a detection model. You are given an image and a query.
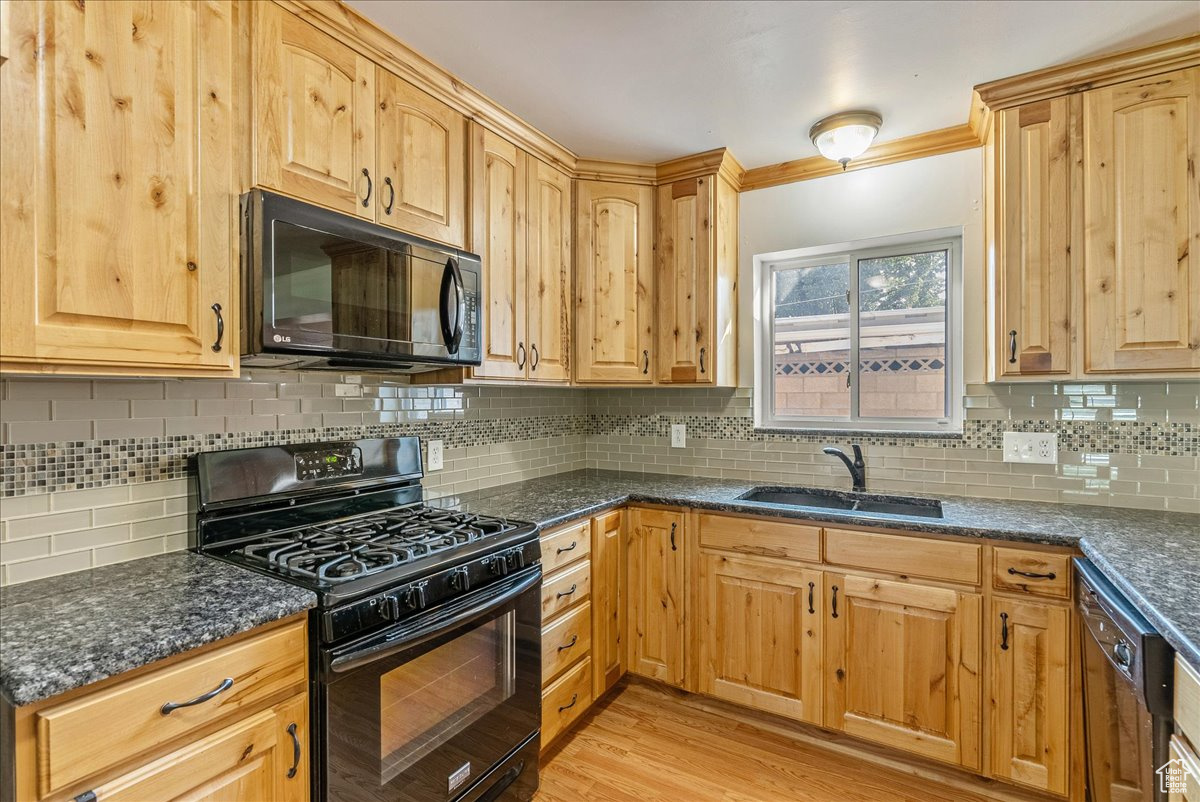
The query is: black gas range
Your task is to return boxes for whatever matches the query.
[191,437,542,802]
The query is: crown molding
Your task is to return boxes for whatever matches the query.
[573,158,659,185]
[974,33,1200,111]
[655,148,745,189]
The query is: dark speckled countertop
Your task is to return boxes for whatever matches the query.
[0,552,316,707]
[432,469,1200,667]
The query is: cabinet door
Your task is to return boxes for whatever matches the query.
[627,508,685,686]
[470,125,526,380]
[526,158,573,383]
[377,70,466,247]
[253,2,375,218]
[699,554,822,725]
[996,99,1073,377]
[988,599,1069,795]
[1084,67,1200,373]
[591,509,625,698]
[0,0,236,375]
[575,181,654,383]
[825,573,981,770]
[655,177,714,383]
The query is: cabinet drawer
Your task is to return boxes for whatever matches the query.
[540,520,591,574]
[992,546,1071,599]
[541,656,592,750]
[1178,656,1200,751]
[824,528,981,585]
[542,560,590,620]
[34,621,306,797]
[699,514,821,563]
[542,602,592,686]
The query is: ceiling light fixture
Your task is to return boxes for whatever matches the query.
[809,111,883,170]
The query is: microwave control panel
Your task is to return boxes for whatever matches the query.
[295,445,363,481]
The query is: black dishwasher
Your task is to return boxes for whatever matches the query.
[1075,557,1174,802]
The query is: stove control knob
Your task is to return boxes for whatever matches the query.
[379,595,401,622]
[449,566,470,592]
[404,581,429,611]
[488,555,509,577]
[506,548,525,570]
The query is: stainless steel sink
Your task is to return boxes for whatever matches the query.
[736,487,944,519]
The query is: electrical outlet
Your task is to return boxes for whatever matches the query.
[427,439,444,471]
[1002,432,1058,464]
[670,424,686,448]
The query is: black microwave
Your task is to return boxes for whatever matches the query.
[240,190,481,372]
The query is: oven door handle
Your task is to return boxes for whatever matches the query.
[328,566,541,674]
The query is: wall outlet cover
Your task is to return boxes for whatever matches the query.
[670,424,686,448]
[1002,432,1058,464]
[427,439,444,471]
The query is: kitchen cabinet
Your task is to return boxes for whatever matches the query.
[591,509,625,698]
[654,175,739,385]
[575,181,655,383]
[823,572,982,771]
[253,1,376,220]
[1169,735,1200,802]
[1082,66,1200,374]
[626,508,686,686]
[993,98,1073,377]
[525,158,573,383]
[697,553,823,724]
[0,0,238,377]
[988,598,1070,795]
[538,519,594,751]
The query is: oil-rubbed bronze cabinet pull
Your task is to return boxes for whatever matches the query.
[1008,330,1018,364]
[286,722,301,778]
[669,521,677,551]
[517,342,526,368]
[1008,567,1057,580]
[557,634,578,652]
[210,303,224,352]
[160,677,233,715]
[556,584,577,599]
[1000,612,1010,650]
[807,582,815,614]
[382,176,395,214]
[530,343,539,371]
[558,694,578,713]
[556,541,577,555]
[831,585,839,618]
[361,167,373,207]
[699,346,706,374]
[642,350,649,374]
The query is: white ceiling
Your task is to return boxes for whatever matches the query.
[348,0,1200,167]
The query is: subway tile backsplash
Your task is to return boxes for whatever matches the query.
[0,373,1197,585]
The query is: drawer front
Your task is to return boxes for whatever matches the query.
[36,620,306,797]
[1179,656,1200,751]
[699,513,821,563]
[1169,735,1199,801]
[992,546,1071,599]
[542,602,592,685]
[824,528,981,585]
[541,656,592,750]
[540,520,591,574]
[542,559,591,620]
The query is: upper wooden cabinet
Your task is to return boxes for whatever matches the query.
[526,158,573,383]
[0,0,238,377]
[655,176,738,385]
[575,181,655,383]
[626,508,686,687]
[253,1,376,219]
[1083,67,1200,374]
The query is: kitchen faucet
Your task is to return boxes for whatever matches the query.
[823,445,866,492]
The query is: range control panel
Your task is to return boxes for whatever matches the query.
[295,445,363,481]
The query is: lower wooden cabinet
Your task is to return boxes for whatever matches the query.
[1169,735,1200,802]
[627,508,686,687]
[591,509,625,698]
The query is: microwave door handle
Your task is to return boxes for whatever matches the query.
[329,566,540,674]
[439,258,466,354]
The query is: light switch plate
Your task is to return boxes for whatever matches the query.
[1002,432,1058,464]
[670,424,686,448]
[427,439,444,471]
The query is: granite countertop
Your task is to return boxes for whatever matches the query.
[0,552,316,707]
[433,469,1200,667]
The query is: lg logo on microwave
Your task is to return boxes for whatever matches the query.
[272,334,292,343]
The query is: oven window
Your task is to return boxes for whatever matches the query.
[378,611,516,784]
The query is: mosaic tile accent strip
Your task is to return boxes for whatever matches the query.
[775,357,945,376]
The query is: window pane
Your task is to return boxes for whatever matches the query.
[773,262,851,418]
[857,250,948,419]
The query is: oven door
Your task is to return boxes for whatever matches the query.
[319,566,541,802]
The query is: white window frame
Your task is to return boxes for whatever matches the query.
[752,228,964,434]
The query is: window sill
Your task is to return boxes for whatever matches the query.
[752,426,964,440]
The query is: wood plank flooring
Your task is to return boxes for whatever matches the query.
[535,680,1033,802]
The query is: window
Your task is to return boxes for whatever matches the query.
[753,229,963,432]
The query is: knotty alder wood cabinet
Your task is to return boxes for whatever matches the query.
[0,0,239,377]
[627,507,687,687]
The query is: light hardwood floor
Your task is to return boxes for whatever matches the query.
[535,680,1041,802]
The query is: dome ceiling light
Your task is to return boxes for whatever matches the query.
[809,111,883,169]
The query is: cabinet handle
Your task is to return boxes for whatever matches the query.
[556,541,577,555]
[1007,567,1057,580]
[1008,330,1018,364]
[831,585,839,618]
[210,303,225,352]
[557,634,578,653]
[361,167,373,207]
[556,584,577,599]
[807,582,815,614]
[383,176,395,215]
[558,694,579,713]
[699,346,706,374]
[530,343,539,371]
[642,350,649,374]
[286,722,301,779]
[1000,611,1010,650]
[517,342,526,368]
[670,521,677,551]
[160,677,233,715]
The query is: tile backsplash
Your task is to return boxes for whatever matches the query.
[1,372,1197,585]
